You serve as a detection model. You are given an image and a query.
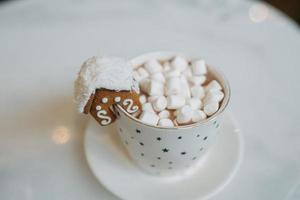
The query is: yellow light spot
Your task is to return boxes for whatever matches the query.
[249,3,269,23]
[52,126,71,144]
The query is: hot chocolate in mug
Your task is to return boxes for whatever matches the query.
[113,52,230,176]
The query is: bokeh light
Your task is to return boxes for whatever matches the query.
[52,126,71,144]
[249,3,269,23]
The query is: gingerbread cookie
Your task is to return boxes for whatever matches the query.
[74,56,141,126]
[87,89,141,125]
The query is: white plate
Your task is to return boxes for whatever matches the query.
[84,113,243,200]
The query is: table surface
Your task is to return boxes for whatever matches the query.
[0,0,299,199]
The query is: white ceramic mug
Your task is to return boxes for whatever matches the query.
[114,52,230,176]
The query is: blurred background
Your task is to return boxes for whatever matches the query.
[1,0,299,25]
[0,0,299,200]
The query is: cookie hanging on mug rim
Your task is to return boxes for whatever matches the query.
[74,56,141,126]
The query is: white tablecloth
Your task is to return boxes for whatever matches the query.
[0,0,299,199]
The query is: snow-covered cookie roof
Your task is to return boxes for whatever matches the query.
[74,56,133,113]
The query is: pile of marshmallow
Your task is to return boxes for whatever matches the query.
[132,56,224,127]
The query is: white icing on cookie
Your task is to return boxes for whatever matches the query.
[96,105,112,125]
[102,97,108,103]
[74,56,133,113]
[114,96,121,102]
[123,99,139,114]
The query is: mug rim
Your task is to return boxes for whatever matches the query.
[116,51,231,130]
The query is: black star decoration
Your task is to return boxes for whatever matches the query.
[157,137,161,141]
[162,148,169,153]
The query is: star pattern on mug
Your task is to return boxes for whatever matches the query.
[162,148,169,153]
[122,124,216,174]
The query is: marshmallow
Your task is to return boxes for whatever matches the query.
[164,69,181,78]
[191,59,207,75]
[139,95,147,104]
[171,56,188,72]
[176,105,193,124]
[165,77,182,95]
[192,110,207,122]
[158,118,174,127]
[203,90,224,104]
[137,67,149,80]
[167,95,186,109]
[158,110,170,119]
[203,101,219,116]
[152,96,167,112]
[148,80,164,96]
[188,75,206,85]
[144,59,162,74]
[191,86,205,99]
[151,72,165,83]
[205,80,222,91]
[186,98,203,110]
[147,95,159,102]
[180,75,191,98]
[133,71,142,82]
[139,111,159,126]
[139,79,150,93]
[142,102,155,113]
[134,58,224,126]
[182,67,192,78]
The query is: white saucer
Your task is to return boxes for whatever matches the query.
[84,113,243,200]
